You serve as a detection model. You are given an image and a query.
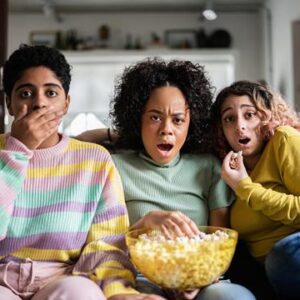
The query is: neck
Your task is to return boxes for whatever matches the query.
[38,133,61,149]
[244,155,260,172]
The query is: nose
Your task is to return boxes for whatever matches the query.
[32,91,47,110]
[159,119,173,136]
[236,118,246,132]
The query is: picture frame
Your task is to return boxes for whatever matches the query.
[30,30,57,47]
[164,29,197,49]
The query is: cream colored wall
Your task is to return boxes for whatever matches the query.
[8,11,264,82]
[267,0,300,107]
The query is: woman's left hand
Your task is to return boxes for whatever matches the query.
[221,151,248,191]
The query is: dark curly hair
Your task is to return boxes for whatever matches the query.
[210,80,300,160]
[110,58,214,153]
[3,44,71,98]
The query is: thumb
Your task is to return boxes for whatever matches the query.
[237,151,244,165]
[14,104,28,121]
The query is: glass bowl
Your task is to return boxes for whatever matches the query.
[126,226,238,290]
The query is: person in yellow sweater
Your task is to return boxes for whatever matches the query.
[211,80,300,300]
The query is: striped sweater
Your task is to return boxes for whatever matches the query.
[0,133,138,298]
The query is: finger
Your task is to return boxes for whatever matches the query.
[35,110,64,126]
[23,106,53,121]
[223,150,234,166]
[168,212,197,238]
[33,114,63,135]
[165,219,188,238]
[161,223,178,239]
[222,151,235,172]
[236,151,244,166]
[177,212,200,236]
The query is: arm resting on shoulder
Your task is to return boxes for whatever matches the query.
[76,128,119,144]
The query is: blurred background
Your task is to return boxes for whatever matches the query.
[0,0,300,135]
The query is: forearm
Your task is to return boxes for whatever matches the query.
[73,204,138,297]
[236,177,300,226]
[76,128,119,144]
[73,158,137,298]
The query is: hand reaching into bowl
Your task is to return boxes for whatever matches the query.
[130,210,200,239]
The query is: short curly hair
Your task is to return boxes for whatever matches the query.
[3,44,71,98]
[110,58,214,153]
[210,80,300,159]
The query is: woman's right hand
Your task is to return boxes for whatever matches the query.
[221,151,248,191]
[130,211,199,239]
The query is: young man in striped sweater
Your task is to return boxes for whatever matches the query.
[0,45,163,300]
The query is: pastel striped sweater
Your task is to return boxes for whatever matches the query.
[0,133,138,298]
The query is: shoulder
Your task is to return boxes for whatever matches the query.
[272,126,300,144]
[112,151,139,165]
[275,125,300,137]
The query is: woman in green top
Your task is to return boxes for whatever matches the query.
[211,80,300,299]
[77,58,255,300]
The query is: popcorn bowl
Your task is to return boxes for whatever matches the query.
[126,226,238,290]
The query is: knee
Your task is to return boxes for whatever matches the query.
[265,233,300,300]
[265,233,300,277]
[42,276,105,300]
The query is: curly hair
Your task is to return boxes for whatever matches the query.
[110,58,214,153]
[3,44,71,98]
[210,80,300,159]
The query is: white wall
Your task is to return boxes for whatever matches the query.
[267,0,300,106]
[8,11,264,83]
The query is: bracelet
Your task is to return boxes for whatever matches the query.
[107,128,112,143]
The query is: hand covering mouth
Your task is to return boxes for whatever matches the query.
[157,143,173,151]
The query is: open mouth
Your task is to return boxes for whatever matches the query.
[157,144,173,152]
[239,138,250,145]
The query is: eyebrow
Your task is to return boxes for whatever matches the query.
[146,109,187,116]
[221,104,256,115]
[15,83,63,92]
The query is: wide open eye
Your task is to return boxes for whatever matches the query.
[245,111,256,119]
[47,90,58,97]
[20,90,33,98]
[223,115,234,123]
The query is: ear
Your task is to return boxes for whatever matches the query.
[6,97,13,116]
[63,95,70,115]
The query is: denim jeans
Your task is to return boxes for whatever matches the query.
[265,232,300,300]
[136,273,256,300]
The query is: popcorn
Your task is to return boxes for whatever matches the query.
[127,228,237,290]
[229,151,242,169]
